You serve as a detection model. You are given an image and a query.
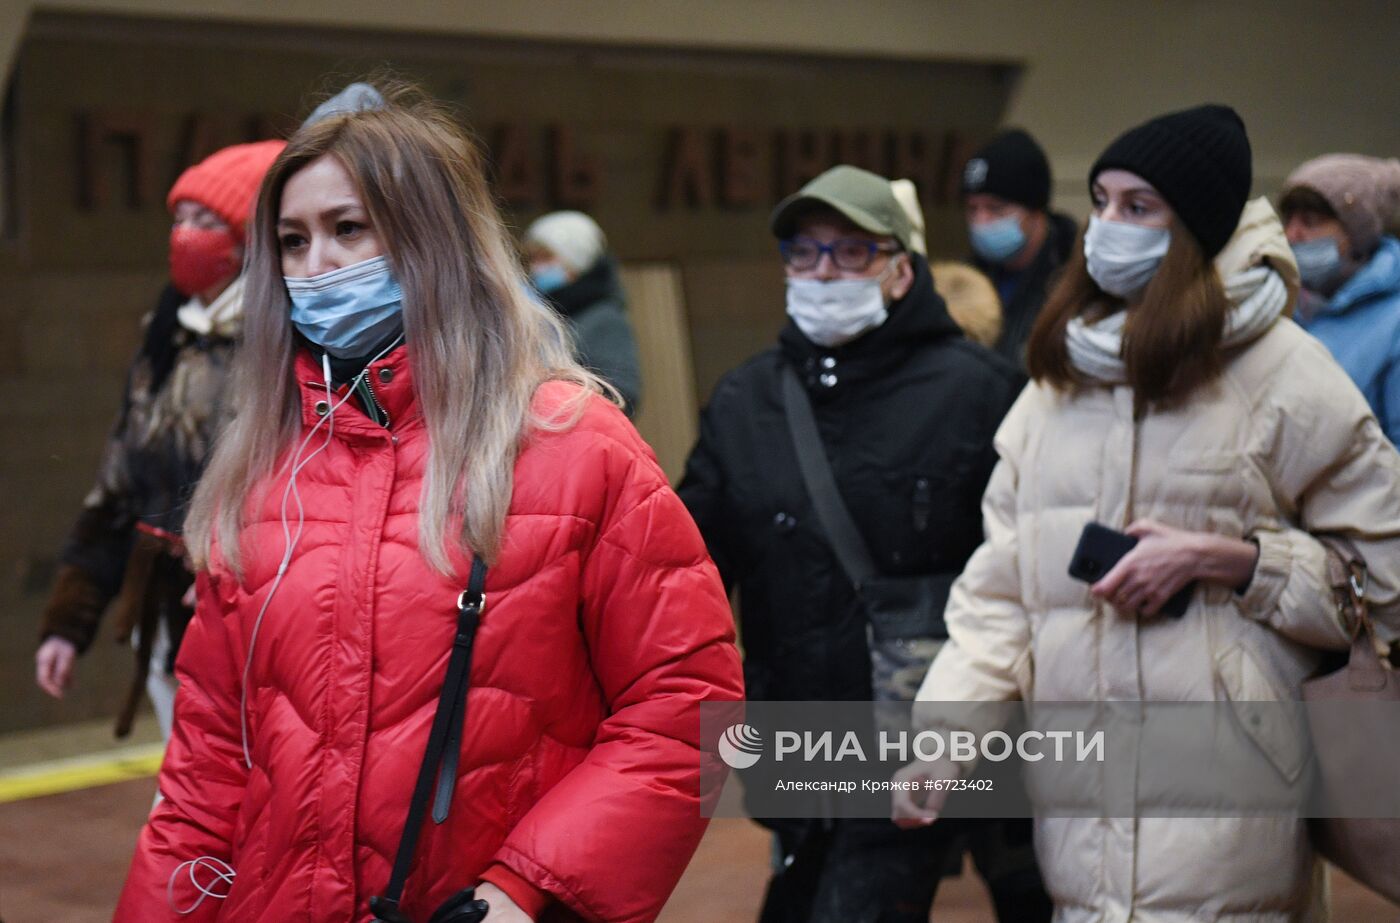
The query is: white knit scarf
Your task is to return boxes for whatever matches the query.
[1065,266,1288,383]
[177,274,246,339]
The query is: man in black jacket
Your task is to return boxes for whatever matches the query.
[679,166,1047,922]
[962,129,1078,368]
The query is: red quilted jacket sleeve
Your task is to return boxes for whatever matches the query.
[491,422,745,922]
[113,562,249,921]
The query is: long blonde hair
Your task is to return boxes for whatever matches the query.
[185,83,604,577]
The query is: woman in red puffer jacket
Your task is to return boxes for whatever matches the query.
[113,81,743,923]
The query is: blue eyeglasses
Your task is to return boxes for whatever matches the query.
[780,237,901,272]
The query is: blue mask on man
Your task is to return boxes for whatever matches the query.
[286,255,404,359]
[969,216,1028,264]
[530,263,571,294]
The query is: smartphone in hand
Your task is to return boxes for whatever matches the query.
[1068,522,1193,618]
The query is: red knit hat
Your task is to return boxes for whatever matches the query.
[166,139,287,240]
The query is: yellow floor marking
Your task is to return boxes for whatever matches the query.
[0,743,164,803]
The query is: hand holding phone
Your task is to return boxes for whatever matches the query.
[1069,522,1194,618]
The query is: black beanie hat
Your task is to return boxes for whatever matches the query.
[961,129,1051,211]
[1089,104,1252,258]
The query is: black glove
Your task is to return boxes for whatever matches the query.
[370,888,489,923]
[428,889,490,923]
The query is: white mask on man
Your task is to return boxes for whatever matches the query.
[784,259,899,348]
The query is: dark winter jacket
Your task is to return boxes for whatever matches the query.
[40,283,238,734]
[542,257,644,415]
[975,211,1078,367]
[678,255,1023,702]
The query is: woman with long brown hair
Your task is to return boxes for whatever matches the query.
[113,82,743,923]
[894,105,1400,919]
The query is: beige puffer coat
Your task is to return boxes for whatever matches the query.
[917,202,1400,922]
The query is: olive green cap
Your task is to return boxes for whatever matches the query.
[769,165,913,251]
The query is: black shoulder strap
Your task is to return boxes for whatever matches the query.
[370,556,488,922]
[780,365,878,589]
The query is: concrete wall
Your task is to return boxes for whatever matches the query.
[5,0,1395,205]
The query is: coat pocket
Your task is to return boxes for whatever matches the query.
[1214,643,1307,784]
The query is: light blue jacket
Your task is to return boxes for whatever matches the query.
[1299,235,1400,444]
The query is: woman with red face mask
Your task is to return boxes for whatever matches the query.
[34,139,285,741]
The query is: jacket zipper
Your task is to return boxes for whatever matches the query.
[358,375,391,428]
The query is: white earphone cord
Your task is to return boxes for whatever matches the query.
[237,335,404,769]
[167,343,407,914]
[167,856,236,915]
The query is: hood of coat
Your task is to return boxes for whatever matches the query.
[1215,196,1300,316]
[778,253,964,395]
[931,260,1003,348]
[1046,210,1079,265]
[1317,235,1400,318]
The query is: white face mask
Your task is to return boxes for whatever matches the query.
[1084,215,1171,300]
[784,259,898,348]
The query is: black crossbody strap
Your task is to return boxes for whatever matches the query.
[781,365,878,588]
[432,636,473,824]
[371,556,488,920]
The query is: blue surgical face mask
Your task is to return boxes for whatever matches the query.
[1083,215,1171,300]
[285,255,404,359]
[530,263,570,294]
[969,216,1028,263]
[1291,236,1342,292]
